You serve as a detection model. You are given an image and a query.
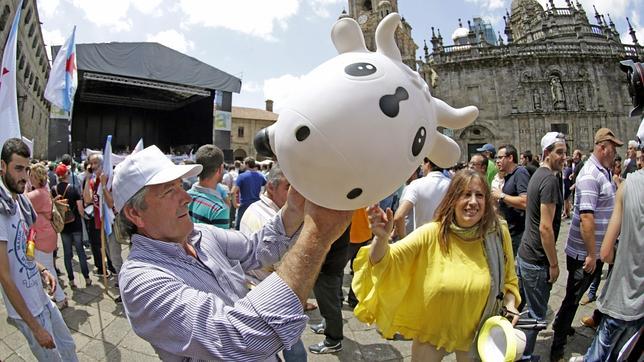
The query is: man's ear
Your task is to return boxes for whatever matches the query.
[0,160,6,175]
[123,205,145,229]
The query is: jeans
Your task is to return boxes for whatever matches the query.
[61,231,90,280]
[516,256,552,358]
[584,315,643,362]
[85,218,115,274]
[510,232,523,257]
[281,338,307,361]
[551,255,603,352]
[313,271,345,343]
[235,203,251,230]
[586,263,613,300]
[10,301,78,361]
[34,250,66,302]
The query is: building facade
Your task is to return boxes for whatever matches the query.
[352,0,644,161]
[230,100,277,161]
[0,0,50,158]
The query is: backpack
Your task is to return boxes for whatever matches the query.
[50,196,65,233]
[53,184,76,224]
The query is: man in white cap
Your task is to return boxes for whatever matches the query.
[515,132,567,360]
[113,145,352,361]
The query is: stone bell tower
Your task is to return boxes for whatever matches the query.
[345,0,418,70]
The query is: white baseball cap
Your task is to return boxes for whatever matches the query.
[112,145,202,212]
[540,132,565,152]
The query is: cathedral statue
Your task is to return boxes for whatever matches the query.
[550,76,566,109]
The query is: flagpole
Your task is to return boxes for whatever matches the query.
[99,218,112,298]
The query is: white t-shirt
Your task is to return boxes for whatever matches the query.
[401,171,451,230]
[0,200,50,319]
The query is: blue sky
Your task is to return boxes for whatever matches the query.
[36,0,643,110]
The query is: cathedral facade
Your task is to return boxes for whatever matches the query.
[351,0,644,161]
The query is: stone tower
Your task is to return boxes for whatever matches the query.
[346,0,418,70]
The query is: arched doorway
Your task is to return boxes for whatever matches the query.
[458,124,495,160]
[233,148,247,161]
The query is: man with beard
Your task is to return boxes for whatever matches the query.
[0,138,78,361]
[515,132,567,360]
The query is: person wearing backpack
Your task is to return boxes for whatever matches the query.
[53,164,91,289]
[26,164,67,309]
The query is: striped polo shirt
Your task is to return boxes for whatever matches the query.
[119,220,305,361]
[565,154,616,259]
[188,183,230,229]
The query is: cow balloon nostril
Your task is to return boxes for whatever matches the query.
[254,128,275,157]
[346,188,363,200]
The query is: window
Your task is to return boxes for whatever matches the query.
[237,127,244,138]
[551,123,568,135]
[0,6,10,32]
[23,8,31,24]
[18,55,25,70]
[28,23,35,38]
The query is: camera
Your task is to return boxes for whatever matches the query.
[620,59,644,117]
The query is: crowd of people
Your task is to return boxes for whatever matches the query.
[0,124,642,361]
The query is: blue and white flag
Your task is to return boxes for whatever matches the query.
[98,135,114,236]
[44,26,77,113]
[0,1,23,148]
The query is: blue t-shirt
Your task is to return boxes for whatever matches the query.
[235,170,266,206]
[500,165,530,236]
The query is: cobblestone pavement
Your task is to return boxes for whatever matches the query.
[1,220,601,361]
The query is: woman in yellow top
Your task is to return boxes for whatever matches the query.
[352,169,521,361]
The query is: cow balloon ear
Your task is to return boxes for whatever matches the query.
[375,13,402,61]
[332,18,368,54]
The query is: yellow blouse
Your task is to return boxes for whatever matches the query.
[352,221,520,352]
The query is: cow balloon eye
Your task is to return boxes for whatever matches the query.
[411,127,426,157]
[345,62,377,77]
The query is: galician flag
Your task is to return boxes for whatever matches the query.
[44,26,77,112]
[0,1,24,148]
[98,135,114,236]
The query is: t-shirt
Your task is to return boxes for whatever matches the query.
[597,170,644,321]
[52,182,83,233]
[188,183,230,229]
[500,166,530,236]
[0,198,50,319]
[235,170,266,206]
[566,155,615,259]
[518,167,563,265]
[486,159,498,186]
[401,171,451,229]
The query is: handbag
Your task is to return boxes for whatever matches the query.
[50,196,65,233]
[53,184,75,224]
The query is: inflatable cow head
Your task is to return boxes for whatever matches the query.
[254,13,478,210]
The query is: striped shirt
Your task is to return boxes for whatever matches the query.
[119,215,305,361]
[565,154,616,259]
[188,183,230,229]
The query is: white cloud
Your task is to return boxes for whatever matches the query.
[310,0,343,18]
[621,11,644,45]
[146,30,194,53]
[464,0,505,11]
[70,0,132,31]
[241,80,262,93]
[40,28,65,61]
[177,0,299,40]
[535,0,633,18]
[263,74,307,111]
[132,0,164,16]
[36,0,60,18]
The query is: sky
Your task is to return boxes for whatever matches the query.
[36,0,644,111]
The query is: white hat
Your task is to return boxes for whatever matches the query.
[477,316,527,361]
[112,145,202,212]
[540,132,565,153]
